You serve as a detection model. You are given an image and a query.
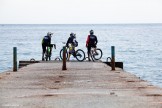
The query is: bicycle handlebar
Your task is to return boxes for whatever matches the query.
[62,42,66,44]
[48,44,56,49]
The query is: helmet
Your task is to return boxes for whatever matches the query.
[90,30,94,35]
[70,32,74,37]
[47,32,53,36]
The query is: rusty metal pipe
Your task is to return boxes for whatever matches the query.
[62,46,67,70]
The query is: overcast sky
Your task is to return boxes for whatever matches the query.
[0,0,162,24]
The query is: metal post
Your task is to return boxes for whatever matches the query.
[62,46,67,70]
[111,46,115,70]
[13,47,17,71]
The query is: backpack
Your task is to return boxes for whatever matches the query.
[74,40,78,47]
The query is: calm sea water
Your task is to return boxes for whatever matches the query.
[0,24,162,87]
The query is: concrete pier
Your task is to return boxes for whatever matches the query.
[0,61,162,108]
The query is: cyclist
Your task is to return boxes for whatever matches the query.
[66,33,78,61]
[42,32,54,61]
[86,30,98,61]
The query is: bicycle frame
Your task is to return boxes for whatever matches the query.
[45,44,56,61]
[60,43,85,61]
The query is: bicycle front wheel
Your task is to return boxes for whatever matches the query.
[75,49,85,62]
[60,49,68,60]
[93,48,103,60]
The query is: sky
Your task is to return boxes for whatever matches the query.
[0,0,162,24]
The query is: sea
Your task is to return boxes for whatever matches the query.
[0,24,162,87]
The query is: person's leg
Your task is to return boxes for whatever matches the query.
[87,46,91,61]
[67,46,70,61]
[68,52,71,61]
[94,45,98,55]
[68,45,73,61]
[42,44,46,61]
[73,46,76,57]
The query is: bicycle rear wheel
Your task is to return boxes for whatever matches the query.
[93,48,103,60]
[60,49,68,60]
[75,49,85,62]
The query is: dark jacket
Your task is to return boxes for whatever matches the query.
[86,34,98,46]
[42,36,51,45]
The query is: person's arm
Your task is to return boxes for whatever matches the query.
[66,37,70,47]
[86,35,90,47]
[49,37,51,44]
[95,36,98,45]
[42,37,44,44]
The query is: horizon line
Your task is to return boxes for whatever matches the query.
[0,23,162,25]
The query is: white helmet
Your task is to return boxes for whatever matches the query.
[47,32,53,36]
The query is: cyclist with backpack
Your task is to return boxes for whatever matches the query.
[66,33,78,61]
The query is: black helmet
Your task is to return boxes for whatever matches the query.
[70,32,74,37]
[90,30,94,35]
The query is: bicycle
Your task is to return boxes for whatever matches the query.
[45,44,56,61]
[88,47,103,61]
[60,44,85,62]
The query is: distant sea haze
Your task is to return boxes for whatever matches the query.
[0,24,162,87]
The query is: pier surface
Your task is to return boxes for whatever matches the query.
[0,61,162,108]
